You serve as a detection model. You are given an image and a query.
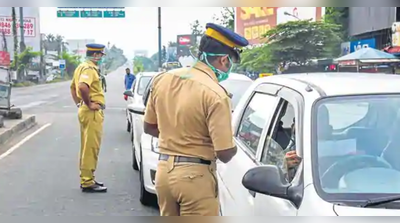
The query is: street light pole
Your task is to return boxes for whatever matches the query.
[19,7,25,52]
[158,7,162,70]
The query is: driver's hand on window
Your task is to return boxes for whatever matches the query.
[285,151,301,168]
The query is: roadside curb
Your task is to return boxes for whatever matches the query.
[0,115,37,145]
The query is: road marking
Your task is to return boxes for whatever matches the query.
[17,101,48,109]
[0,123,52,161]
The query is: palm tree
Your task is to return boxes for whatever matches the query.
[55,35,68,55]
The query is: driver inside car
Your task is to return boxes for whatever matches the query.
[284,105,333,178]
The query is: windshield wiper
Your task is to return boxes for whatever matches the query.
[360,195,400,208]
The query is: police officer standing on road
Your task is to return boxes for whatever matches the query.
[70,43,107,193]
[143,23,249,216]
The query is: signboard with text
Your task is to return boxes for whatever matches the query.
[349,38,376,53]
[235,7,324,45]
[0,16,36,37]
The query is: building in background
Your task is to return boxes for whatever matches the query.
[66,39,95,60]
[0,7,41,58]
[235,7,325,45]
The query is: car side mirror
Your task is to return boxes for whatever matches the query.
[242,165,291,200]
[127,103,145,115]
[123,90,134,97]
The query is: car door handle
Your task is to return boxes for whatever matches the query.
[248,190,256,198]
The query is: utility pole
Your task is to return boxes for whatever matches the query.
[158,7,162,70]
[19,7,25,52]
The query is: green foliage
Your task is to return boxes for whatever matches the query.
[133,56,156,72]
[59,51,81,77]
[265,20,341,65]
[10,47,41,73]
[324,7,349,41]
[213,7,235,30]
[103,44,128,72]
[239,20,342,72]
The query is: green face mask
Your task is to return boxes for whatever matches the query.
[86,56,104,65]
[200,52,234,82]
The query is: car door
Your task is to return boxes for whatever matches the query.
[253,87,304,216]
[217,83,282,216]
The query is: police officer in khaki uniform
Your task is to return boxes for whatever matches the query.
[70,43,107,193]
[143,23,249,216]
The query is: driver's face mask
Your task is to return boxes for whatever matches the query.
[200,52,235,82]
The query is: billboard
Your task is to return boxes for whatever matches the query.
[349,38,376,53]
[235,7,324,45]
[0,7,41,58]
[176,34,201,59]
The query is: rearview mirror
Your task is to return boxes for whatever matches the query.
[127,104,145,115]
[123,90,134,97]
[242,165,291,200]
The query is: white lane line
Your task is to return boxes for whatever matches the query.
[0,123,52,161]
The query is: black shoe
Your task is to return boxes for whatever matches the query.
[81,184,107,193]
[95,181,104,187]
[80,181,104,188]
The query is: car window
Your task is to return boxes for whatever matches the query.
[313,95,400,196]
[261,100,298,183]
[137,76,152,96]
[236,93,278,155]
[324,102,368,130]
[220,79,253,109]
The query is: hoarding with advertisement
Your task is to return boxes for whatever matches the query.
[0,51,10,67]
[349,38,376,53]
[0,16,36,37]
[176,34,201,59]
[0,7,41,59]
[235,7,324,45]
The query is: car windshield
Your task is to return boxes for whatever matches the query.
[312,94,400,202]
[137,76,152,96]
[220,79,253,109]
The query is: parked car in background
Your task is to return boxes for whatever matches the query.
[123,72,157,171]
[217,73,400,216]
[127,72,254,206]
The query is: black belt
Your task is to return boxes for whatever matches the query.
[159,154,211,165]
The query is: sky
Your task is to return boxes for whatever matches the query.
[39,7,224,58]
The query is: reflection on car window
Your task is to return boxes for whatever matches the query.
[313,95,400,196]
[324,102,368,130]
[237,93,278,154]
[220,79,253,109]
[137,76,152,95]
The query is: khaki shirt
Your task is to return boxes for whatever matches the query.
[144,61,234,161]
[70,60,105,105]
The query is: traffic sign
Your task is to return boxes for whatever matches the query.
[103,10,125,18]
[59,60,66,69]
[57,10,80,18]
[80,10,103,18]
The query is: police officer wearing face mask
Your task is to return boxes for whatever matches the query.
[143,23,248,216]
[70,43,107,193]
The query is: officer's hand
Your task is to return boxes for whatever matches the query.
[89,103,101,111]
[285,151,300,168]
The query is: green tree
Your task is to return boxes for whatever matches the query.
[190,20,204,36]
[134,56,156,72]
[265,20,340,67]
[213,7,235,30]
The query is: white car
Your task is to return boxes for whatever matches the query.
[124,72,157,169]
[128,73,253,206]
[217,73,400,216]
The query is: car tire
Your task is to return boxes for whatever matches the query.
[139,148,157,207]
[132,138,139,171]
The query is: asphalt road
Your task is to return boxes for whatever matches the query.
[0,66,159,216]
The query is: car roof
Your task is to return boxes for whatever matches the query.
[260,73,400,96]
[229,73,253,81]
[138,72,159,77]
